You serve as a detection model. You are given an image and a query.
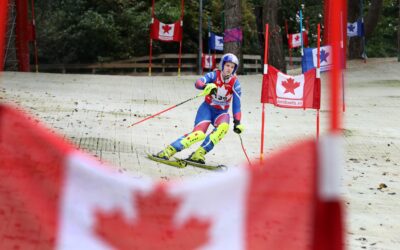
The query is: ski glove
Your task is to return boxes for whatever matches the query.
[233,120,244,134]
[199,83,217,96]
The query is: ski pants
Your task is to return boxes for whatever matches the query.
[170,102,229,153]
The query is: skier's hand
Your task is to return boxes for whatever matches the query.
[199,83,217,96]
[233,120,244,134]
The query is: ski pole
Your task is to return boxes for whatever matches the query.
[128,94,200,128]
[238,134,252,166]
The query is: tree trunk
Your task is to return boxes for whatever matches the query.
[348,0,362,58]
[364,0,383,37]
[224,0,242,74]
[263,0,286,72]
[348,0,383,59]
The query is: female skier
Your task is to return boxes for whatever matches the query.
[154,53,244,164]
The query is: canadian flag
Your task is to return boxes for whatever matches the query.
[150,18,182,42]
[261,65,321,109]
[201,54,216,70]
[288,31,309,49]
[0,104,343,249]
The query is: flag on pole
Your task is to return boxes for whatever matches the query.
[202,54,216,69]
[261,65,321,109]
[302,45,333,73]
[208,32,224,51]
[1,104,343,249]
[288,31,309,49]
[150,18,182,42]
[347,19,364,37]
[224,27,243,43]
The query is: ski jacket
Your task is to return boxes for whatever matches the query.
[195,70,242,121]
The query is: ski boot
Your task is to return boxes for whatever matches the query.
[187,147,207,164]
[154,145,177,160]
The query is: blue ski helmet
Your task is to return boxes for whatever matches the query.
[220,53,239,75]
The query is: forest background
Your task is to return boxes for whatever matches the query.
[33,0,398,67]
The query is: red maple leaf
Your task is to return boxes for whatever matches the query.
[162,24,172,34]
[94,185,211,250]
[294,35,300,41]
[281,78,300,95]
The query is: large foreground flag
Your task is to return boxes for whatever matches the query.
[0,0,8,71]
[208,32,224,51]
[347,19,364,37]
[0,104,343,249]
[261,65,321,109]
[302,45,333,73]
[150,18,182,42]
[288,31,309,49]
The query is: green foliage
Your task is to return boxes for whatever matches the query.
[154,0,182,22]
[365,0,398,57]
[33,0,398,63]
[241,1,258,54]
[35,0,151,63]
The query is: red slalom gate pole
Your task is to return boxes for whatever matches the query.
[239,134,252,166]
[260,23,269,164]
[316,23,321,140]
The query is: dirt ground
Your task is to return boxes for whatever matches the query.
[1,58,399,249]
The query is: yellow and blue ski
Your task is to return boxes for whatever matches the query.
[177,158,227,171]
[147,154,187,168]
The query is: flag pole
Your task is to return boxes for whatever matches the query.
[300,8,304,57]
[260,23,269,164]
[339,11,346,112]
[316,23,321,140]
[178,39,182,77]
[148,0,155,76]
[330,2,342,133]
[197,0,203,75]
[201,52,204,74]
[208,17,211,70]
[178,0,185,77]
[260,103,265,164]
[149,37,153,76]
[313,2,345,248]
[360,0,366,63]
[30,0,39,73]
[284,19,289,39]
[285,20,292,68]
